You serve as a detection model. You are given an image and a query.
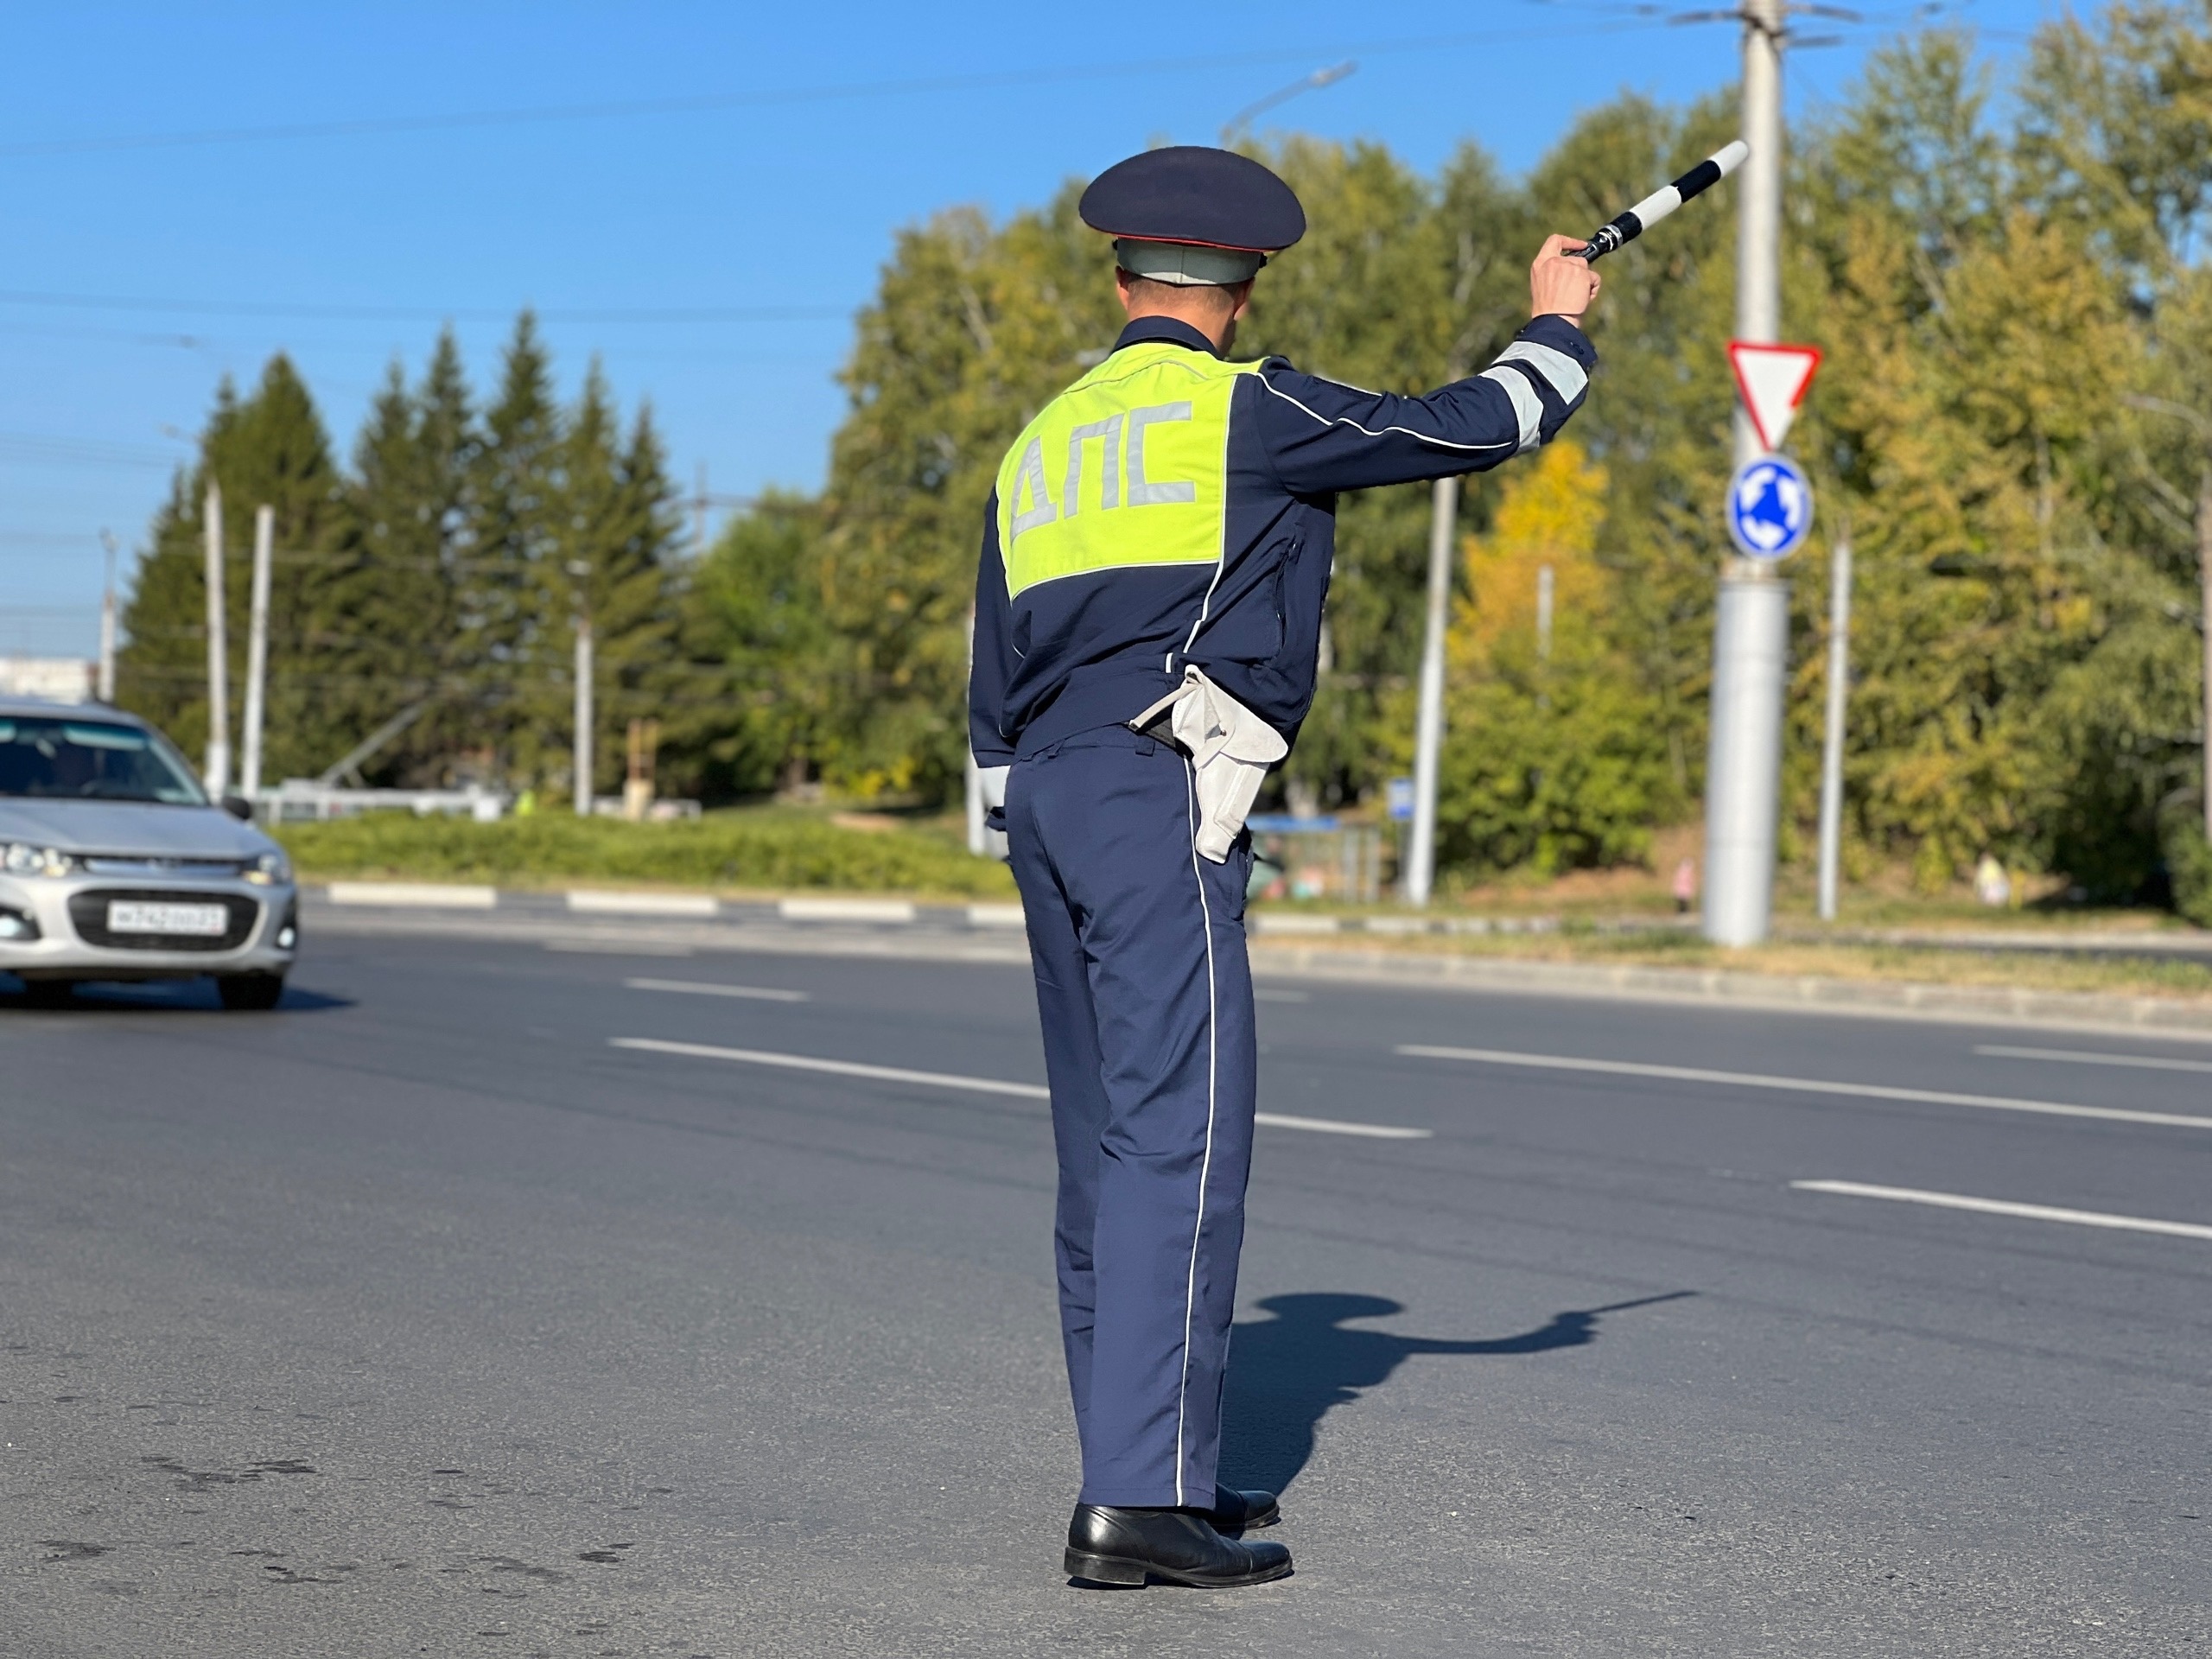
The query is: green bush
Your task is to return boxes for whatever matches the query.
[275,809,1016,899]
[1433,652,1682,877]
[2163,813,2212,928]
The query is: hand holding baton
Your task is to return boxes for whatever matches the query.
[1568,140,1750,262]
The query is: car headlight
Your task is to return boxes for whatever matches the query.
[1,842,73,878]
[245,849,293,887]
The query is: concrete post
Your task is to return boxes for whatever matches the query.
[202,483,230,795]
[1705,575,1790,944]
[573,617,594,817]
[1405,474,1459,905]
[240,505,274,799]
[1816,535,1851,921]
[1701,0,1788,944]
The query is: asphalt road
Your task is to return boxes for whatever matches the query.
[3,931,2209,1657]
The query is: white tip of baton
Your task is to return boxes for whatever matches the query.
[1714,139,1751,175]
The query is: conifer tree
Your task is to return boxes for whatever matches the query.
[467,312,565,787]
[117,358,351,783]
[333,329,478,784]
[510,365,683,797]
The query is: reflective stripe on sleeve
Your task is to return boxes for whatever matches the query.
[1479,364,1544,453]
[1493,339,1588,404]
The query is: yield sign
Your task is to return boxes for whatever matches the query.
[1728,341,1822,453]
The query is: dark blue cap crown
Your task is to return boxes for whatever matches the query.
[1078,146,1306,254]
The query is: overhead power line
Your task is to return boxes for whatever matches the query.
[0,430,182,469]
[0,23,1664,160]
[0,290,848,325]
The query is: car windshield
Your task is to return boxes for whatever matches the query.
[0,717,208,805]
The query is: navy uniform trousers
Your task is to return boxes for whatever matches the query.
[1005,723,1256,1510]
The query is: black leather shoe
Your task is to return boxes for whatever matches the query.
[1206,1484,1280,1531]
[1065,1503,1292,1588]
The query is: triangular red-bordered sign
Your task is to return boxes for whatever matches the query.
[1728,341,1822,453]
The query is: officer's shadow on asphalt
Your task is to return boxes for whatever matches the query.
[1221,1290,1696,1498]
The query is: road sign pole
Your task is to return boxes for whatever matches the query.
[1702,0,1786,945]
[1707,575,1790,944]
[1816,533,1851,922]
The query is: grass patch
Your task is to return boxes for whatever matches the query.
[276,806,1017,899]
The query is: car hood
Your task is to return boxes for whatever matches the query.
[0,798,274,860]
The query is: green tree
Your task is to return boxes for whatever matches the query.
[117,356,353,783]
[676,492,838,798]
[328,330,478,785]
[467,312,566,786]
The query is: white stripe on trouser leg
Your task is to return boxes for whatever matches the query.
[1174,755,1218,1509]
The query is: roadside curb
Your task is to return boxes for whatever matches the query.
[1246,944,2212,1042]
[301,888,2212,1042]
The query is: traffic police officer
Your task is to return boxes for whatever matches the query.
[969,145,1602,1589]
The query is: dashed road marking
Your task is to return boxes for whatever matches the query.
[1974,1044,2212,1076]
[1791,1179,2212,1243]
[1397,1045,2212,1132]
[626,978,809,1002]
[612,1038,1430,1136]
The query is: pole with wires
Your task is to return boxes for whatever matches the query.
[569,558,594,817]
[240,505,274,802]
[1700,0,1789,946]
[202,483,230,796]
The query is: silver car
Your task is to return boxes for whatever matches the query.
[0,698,298,1009]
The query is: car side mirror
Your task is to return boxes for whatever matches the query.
[220,795,253,822]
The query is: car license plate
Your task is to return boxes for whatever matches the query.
[107,900,228,937]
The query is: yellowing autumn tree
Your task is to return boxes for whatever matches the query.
[1453,438,1609,664]
[1428,437,1683,875]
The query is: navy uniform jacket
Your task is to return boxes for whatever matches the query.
[969,312,1596,766]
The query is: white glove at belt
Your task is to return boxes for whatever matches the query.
[1130,667,1289,863]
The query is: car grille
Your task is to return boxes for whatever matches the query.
[67,889,262,952]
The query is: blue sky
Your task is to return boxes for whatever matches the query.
[1,1,2058,657]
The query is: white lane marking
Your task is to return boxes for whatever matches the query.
[1975,1044,2212,1076]
[568,890,718,917]
[612,1038,1430,1138]
[326,881,496,908]
[626,978,809,1003]
[966,903,1026,928]
[545,941,694,957]
[778,896,917,924]
[1255,1111,1430,1140]
[1792,1180,2212,1243]
[1396,1045,2212,1133]
[612,1038,1049,1098]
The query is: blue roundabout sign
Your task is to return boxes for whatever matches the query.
[1726,454,1815,561]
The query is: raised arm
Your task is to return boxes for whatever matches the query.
[1256,233,1601,497]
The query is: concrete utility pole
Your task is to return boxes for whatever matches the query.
[1701,0,1789,945]
[97,530,118,703]
[202,483,230,796]
[1404,473,1459,906]
[573,617,594,818]
[1536,563,1555,663]
[240,505,275,801]
[1815,532,1852,921]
